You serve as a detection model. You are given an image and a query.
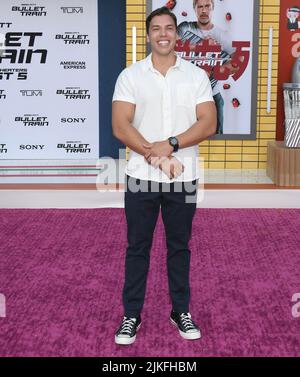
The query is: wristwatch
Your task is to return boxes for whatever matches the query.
[168,136,179,152]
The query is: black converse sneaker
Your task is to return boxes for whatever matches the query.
[170,310,201,340]
[115,316,141,345]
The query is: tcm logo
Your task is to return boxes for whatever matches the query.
[0,294,5,318]
[0,23,12,28]
[20,90,42,97]
[292,293,300,318]
[61,7,83,14]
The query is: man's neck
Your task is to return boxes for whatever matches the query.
[197,22,214,31]
[151,53,177,76]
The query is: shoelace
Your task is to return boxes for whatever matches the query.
[180,313,196,331]
[119,317,136,334]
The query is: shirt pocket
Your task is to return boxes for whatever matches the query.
[175,83,196,108]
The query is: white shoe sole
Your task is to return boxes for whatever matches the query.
[115,323,141,345]
[170,318,201,340]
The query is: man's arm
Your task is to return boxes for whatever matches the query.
[144,100,217,160]
[112,100,149,156]
[113,100,184,179]
[176,100,217,148]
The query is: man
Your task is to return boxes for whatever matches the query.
[112,6,216,345]
[177,0,237,134]
[287,6,300,30]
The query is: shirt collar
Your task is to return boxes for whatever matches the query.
[143,53,184,73]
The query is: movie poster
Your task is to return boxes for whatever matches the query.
[149,0,259,139]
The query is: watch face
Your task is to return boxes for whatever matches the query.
[170,137,177,146]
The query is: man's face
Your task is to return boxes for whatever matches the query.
[194,0,214,26]
[147,14,177,56]
[287,10,299,20]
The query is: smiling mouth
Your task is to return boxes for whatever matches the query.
[158,41,170,46]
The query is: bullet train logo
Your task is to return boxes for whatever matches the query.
[0,144,7,154]
[0,32,47,64]
[60,61,86,70]
[55,32,90,45]
[57,143,91,154]
[0,68,28,80]
[57,87,91,100]
[15,115,49,127]
[176,39,250,82]
[0,23,12,28]
[11,5,47,16]
[0,90,6,99]
[20,90,43,97]
[61,7,83,14]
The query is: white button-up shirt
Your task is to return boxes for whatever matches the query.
[112,54,213,183]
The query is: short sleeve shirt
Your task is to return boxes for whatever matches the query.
[112,54,213,183]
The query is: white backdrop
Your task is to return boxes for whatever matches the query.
[152,0,255,135]
[0,0,99,159]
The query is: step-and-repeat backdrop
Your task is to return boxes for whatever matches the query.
[0,0,99,159]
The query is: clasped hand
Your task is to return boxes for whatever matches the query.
[143,141,184,180]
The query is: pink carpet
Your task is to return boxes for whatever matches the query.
[0,208,299,357]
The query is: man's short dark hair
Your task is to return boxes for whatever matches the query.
[146,7,177,35]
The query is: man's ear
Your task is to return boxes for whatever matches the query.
[146,34,150,43]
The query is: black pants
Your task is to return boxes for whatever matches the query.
[123,175,198,318]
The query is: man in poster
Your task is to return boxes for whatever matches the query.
[287,6,300,30]
[177,0,238,134]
